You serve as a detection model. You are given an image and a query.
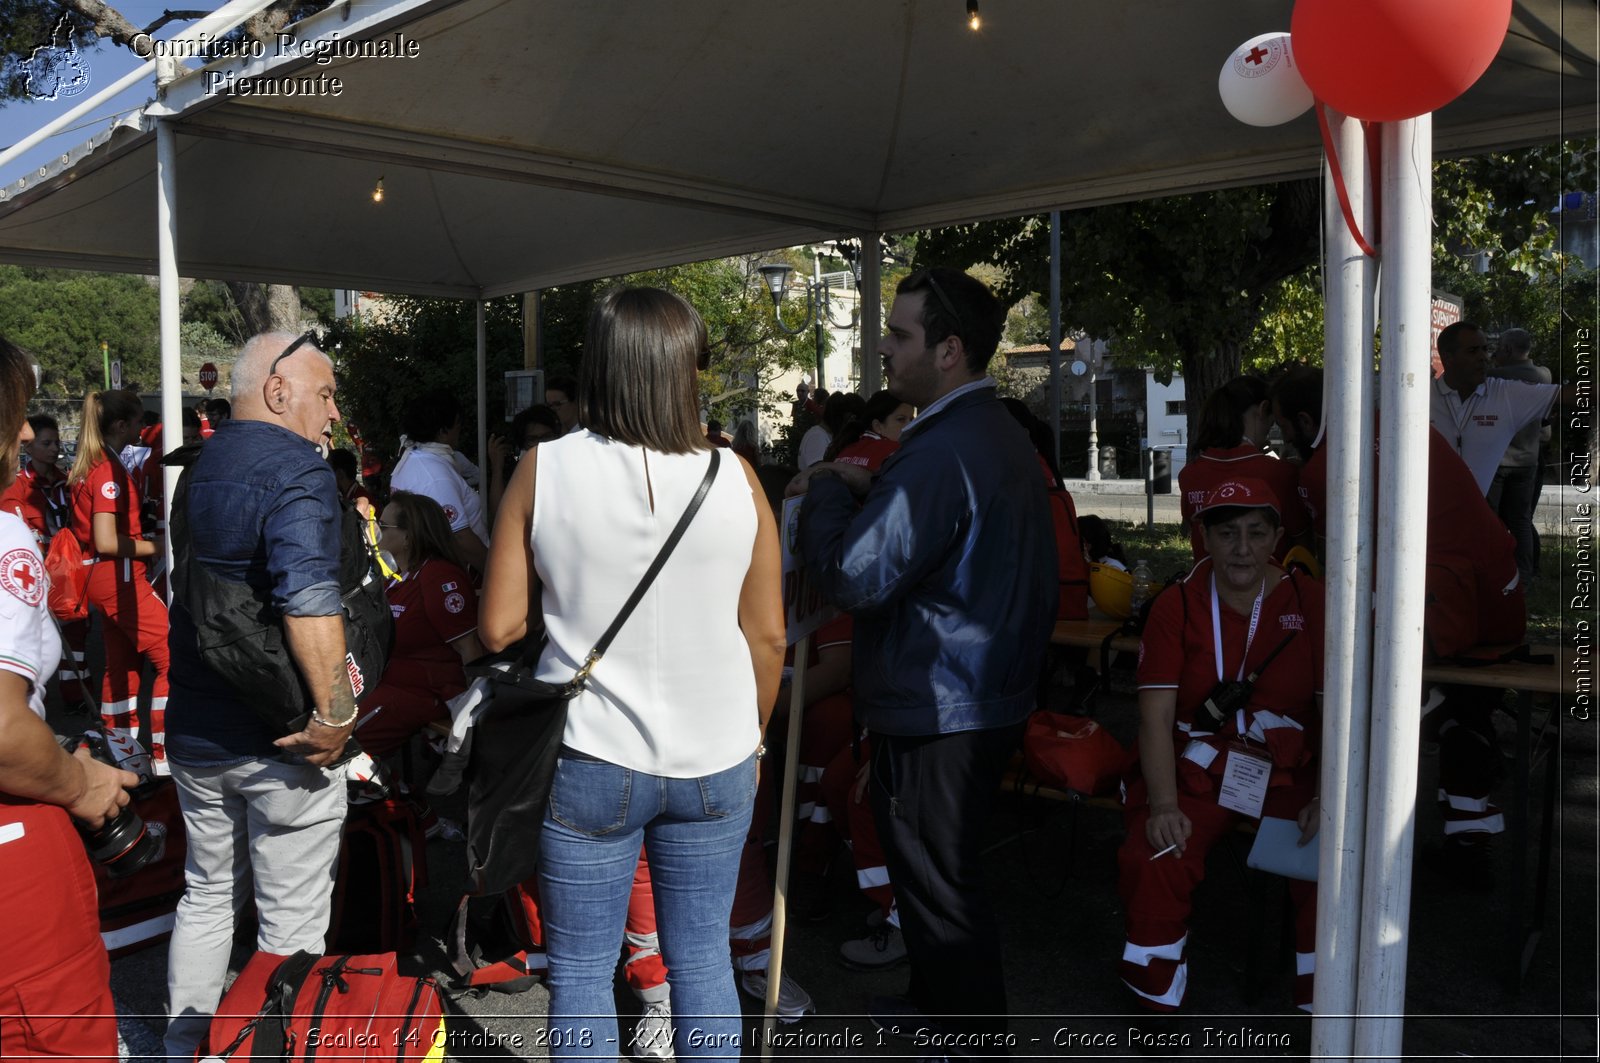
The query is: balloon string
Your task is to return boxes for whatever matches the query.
[1316,100,1379,258]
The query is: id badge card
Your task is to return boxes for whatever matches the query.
[1217,741,1271,819]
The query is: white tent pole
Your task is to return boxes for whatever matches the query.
[0,0,271,173]
[1354,113,1432,1062]
[476,300,488,514]
[860,235,882,394]
[761,635,810,1058]
[155,117,181,596]
[1048,211,1063,466]
[1311,109,1378,1061]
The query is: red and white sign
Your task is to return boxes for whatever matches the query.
[1430,290,1463,378]
[198,363,219,392]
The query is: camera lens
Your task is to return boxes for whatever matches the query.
[82,809,164,878]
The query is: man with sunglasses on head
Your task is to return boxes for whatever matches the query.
[791,268,1057,1056]
[163,331,354,1059]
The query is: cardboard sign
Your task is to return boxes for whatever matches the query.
[780,495,835,645]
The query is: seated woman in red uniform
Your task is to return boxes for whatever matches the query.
[1178,376,1307,562]
[0,337,140,1060]
[1118,478,1323,1014]
[69,390,170,774]
[354,491,485,757]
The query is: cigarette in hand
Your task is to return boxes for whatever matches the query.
[1149,843,1179,861]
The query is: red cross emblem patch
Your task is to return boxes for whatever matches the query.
[1,548,45,607]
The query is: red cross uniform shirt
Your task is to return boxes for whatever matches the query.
[833,433,900,474]
[0,464,69,549]
[71,455,143,554]
[1178,445,1307,561]
[1136,558,1323,796]
[382,557,478,699]
[1297,427,1508,571]
[0,512,60,719]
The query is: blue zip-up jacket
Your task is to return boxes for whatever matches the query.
[797,385,1056,736]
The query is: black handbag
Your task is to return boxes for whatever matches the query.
[464,450,721,895]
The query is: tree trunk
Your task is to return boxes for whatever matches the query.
[226,282,303,336]
[1180,339,1244,457]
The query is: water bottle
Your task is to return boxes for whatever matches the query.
[1130,559,1153,613]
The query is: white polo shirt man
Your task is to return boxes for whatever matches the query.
[1429,324,1558,495]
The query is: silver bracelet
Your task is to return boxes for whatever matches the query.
[310,709,355,729]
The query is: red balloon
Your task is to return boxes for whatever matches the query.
[1291,0,1511,121]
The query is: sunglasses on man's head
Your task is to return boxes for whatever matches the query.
[270,332,319,378]
[922,274,964,337]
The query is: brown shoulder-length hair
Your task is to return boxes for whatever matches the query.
[578,287,712,454]
[0,335,38,492]
[383,491,466,571]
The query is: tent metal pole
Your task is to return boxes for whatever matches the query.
[476,300,489,514]
[860,235,882,395]
[1354,114,1432,1062]
[1311,109,1378,1062]
[1049,211,1063,469]
[155,118,182,598]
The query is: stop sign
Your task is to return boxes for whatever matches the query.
[199,362,219,392]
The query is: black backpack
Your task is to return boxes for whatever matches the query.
[169,446,393,736]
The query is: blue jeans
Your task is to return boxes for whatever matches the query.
[539,749,756,1061]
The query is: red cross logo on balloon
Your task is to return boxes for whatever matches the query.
[1245,46,1270,64]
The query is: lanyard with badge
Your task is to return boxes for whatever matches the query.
[1200,575,1295,818]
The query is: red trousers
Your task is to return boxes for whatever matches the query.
[0,799,118,1058]
[516,852,668,995]
[87,559,169,767]
[354,682,450,759]
[819,737,896,920]
[1118,774,1317,1012]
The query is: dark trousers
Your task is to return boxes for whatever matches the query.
[1488,462,1540,587]
[869,722,1024,1050]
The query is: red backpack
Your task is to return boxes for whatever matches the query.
[1048,489,1090,620]
[44,529,91,621]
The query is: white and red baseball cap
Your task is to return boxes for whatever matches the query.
[1193,477,1281,520]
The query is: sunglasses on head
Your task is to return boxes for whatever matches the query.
[922,273,965,338]
[269,332,319,378]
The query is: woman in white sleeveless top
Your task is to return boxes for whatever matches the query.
[482,287,784,1060]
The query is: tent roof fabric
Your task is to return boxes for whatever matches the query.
[0,0,1593,297]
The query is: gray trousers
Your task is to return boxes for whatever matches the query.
[163,755,346,1060]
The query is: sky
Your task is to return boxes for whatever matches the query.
[0,1,196,189]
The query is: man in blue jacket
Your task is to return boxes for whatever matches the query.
[794,267,1056,1052]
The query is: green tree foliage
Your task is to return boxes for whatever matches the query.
[322,294,526,468]
[914,183,1321,439]
[0,264,157,394]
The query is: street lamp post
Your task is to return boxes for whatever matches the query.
[758,254,858,392]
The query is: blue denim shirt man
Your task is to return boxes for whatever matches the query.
[164,332,355,1060]
[794,269,1055,1052]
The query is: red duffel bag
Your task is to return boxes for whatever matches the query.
[1022,711,1131,797]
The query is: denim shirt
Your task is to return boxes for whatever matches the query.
[166,420,342,765]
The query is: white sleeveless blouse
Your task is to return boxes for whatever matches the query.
[530,430,760,777]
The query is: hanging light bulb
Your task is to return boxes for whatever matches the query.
[371,176,385,204]
[966,0,980,31]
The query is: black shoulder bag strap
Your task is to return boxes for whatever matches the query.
[539,448,722,696]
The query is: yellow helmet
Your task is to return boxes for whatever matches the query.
[1282,546,1323,580]
[1088,562,1134,620]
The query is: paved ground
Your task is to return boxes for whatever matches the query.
[1060,478,1585,535]
[97,665,1597,1061]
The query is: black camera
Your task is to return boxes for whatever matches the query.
[1199,679,1255,730]
[74,731,164,878]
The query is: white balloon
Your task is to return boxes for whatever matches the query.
[1218,31,1314,127]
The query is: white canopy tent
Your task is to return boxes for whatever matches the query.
[0,3,1592,1060]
